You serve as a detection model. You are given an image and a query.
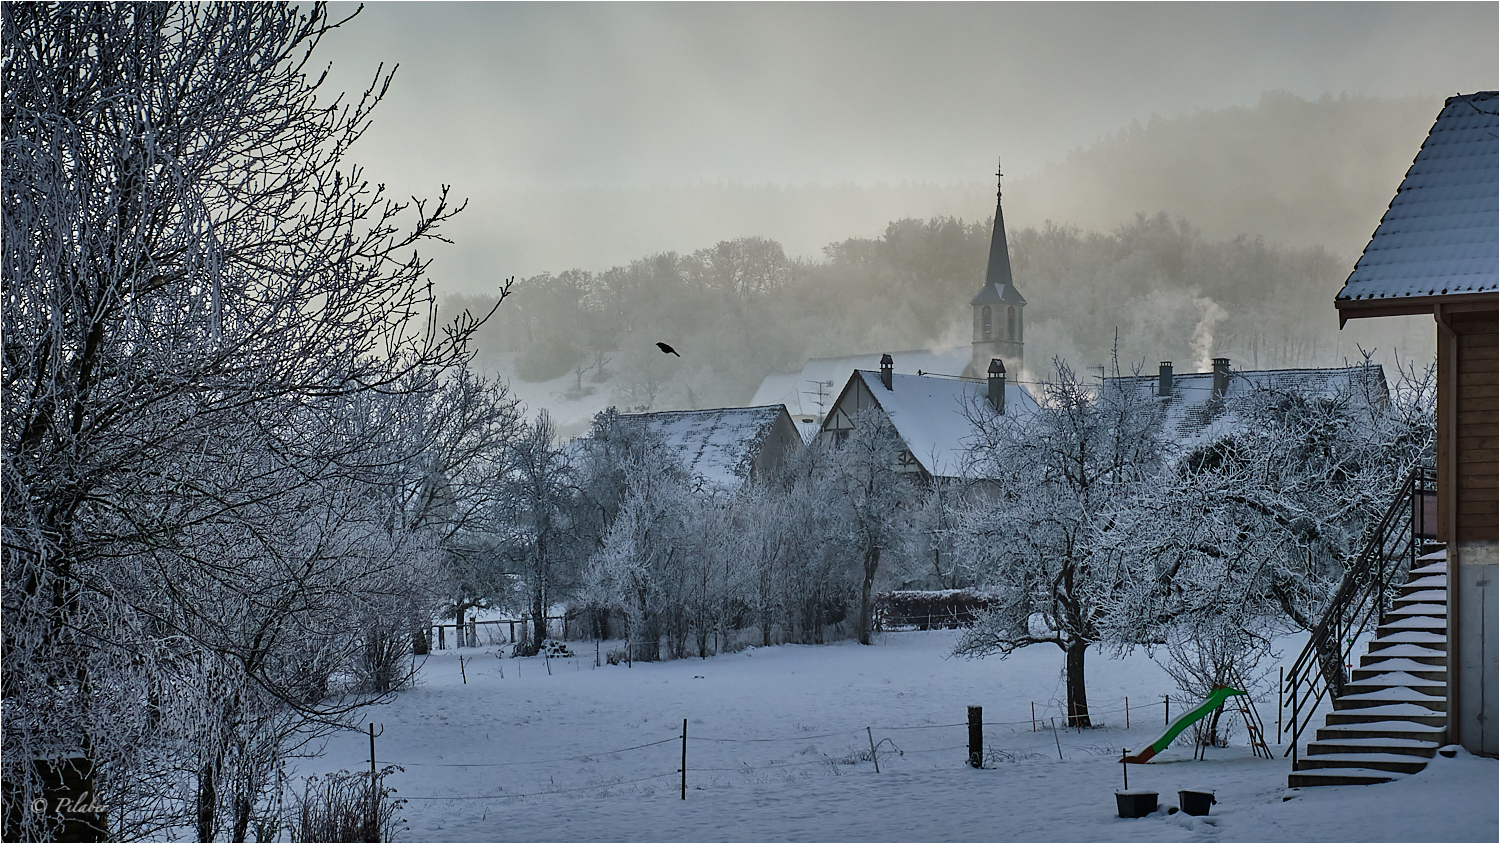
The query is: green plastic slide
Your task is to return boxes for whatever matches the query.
[1122,686,1247,763]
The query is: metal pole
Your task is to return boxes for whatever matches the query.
[867,727,880,773]
[1277,667,1283,742]
[680,719,687,800]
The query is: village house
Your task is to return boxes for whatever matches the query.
[618,404,802,490]
[1331,91,1498,759]
[1107,357,1391,458]
[818,354,1037,482]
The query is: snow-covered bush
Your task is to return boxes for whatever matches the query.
[286,767,407,844]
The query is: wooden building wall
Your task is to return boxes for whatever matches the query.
[1439,310,1499,543]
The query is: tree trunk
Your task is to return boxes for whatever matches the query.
[858,545,879,645]
[195,762,217,842]
[1065,640,1092,728]
[530,592,546,652]
[637,612,661,662]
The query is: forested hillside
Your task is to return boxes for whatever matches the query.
[445,211,1410,415]
[443,91,1440,416]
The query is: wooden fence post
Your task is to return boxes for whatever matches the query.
[968,706,983,768]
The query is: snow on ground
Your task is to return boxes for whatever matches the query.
[313,631,1497,842]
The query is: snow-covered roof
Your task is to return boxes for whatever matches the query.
[750,348,973,416]
[1336,92,1498,306]
[1109,364,1388,453]
[853,371,1039,478]
[621,405,791,489]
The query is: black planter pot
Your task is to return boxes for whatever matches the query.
[1115,790,1158,818]
[1178,790,1214,816]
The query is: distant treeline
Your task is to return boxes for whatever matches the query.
[442,211,1368,410]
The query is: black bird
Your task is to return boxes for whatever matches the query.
[656,342,680,357]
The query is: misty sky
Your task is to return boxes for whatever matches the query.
[316,2,1498,283]
[323,2,1495,188]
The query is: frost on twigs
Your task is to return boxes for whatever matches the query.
[2,3,501,838]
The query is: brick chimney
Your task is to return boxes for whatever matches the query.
[1158,361,1174,397]
[879,353,893,390]
[1212,358,1230,398]
[987,358,1006,414]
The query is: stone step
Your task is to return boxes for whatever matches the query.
[1405,574,1447,590]
[1315,720,1445,742]
[1360,649,1446,668]
[1378,616,1448,632]
[1326,704,1446,728]
[1341,675,1445,693]
[1385,603,1447,618]
[1393,589,1447,606]
[1335,690,1445,711]
[1349,667,1446,685]
[1306,736,1439,758]
[1370,630,1446,646]
[1288,768,1401,787]
[1364,641,1445,659]
[1294,752,1432,774]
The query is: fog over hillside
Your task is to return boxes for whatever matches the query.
[439,93,1445,424]
[444,92,1443,285]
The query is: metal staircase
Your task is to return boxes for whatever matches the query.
[1280,465,1444,787]
[1288,551,1447,786]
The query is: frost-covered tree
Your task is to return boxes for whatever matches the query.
[500,411,580,653]
[583,436,694,661]
[820,411,916,645]
[954,359,1164,727]
[1108,358,1434,694]
[2,4,490,837]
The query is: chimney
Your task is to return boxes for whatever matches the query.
[987,358,1007,414]
[1212,358,1230,398]
[879,353,893,390]
[1158,361,1174,397]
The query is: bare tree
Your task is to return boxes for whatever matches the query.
[3,4,493,837]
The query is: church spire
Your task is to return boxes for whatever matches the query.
[964,158,1025,379]
[971,160,1024,307]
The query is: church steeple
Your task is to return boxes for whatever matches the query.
[965,161,1025,378]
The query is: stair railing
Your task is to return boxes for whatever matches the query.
[1279,465,1437,769]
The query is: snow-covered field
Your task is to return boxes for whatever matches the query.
[314,630,1496,842]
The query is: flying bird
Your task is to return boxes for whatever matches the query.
[656,342,680,357]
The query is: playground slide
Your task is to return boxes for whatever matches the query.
[1121,687,1247,763]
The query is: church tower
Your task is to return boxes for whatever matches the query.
[963,163,1026,379]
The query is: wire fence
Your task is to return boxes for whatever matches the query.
[361,692,1278,805]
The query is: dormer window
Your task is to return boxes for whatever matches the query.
[982,306,992,340]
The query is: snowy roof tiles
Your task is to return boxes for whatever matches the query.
[1336,92,1498,311]
[1110,364,1388,452]
[749,347,974,418]
[851,370,1039,478]
[621,404,795,489]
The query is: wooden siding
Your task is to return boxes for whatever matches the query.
[1441,312,1499,542]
